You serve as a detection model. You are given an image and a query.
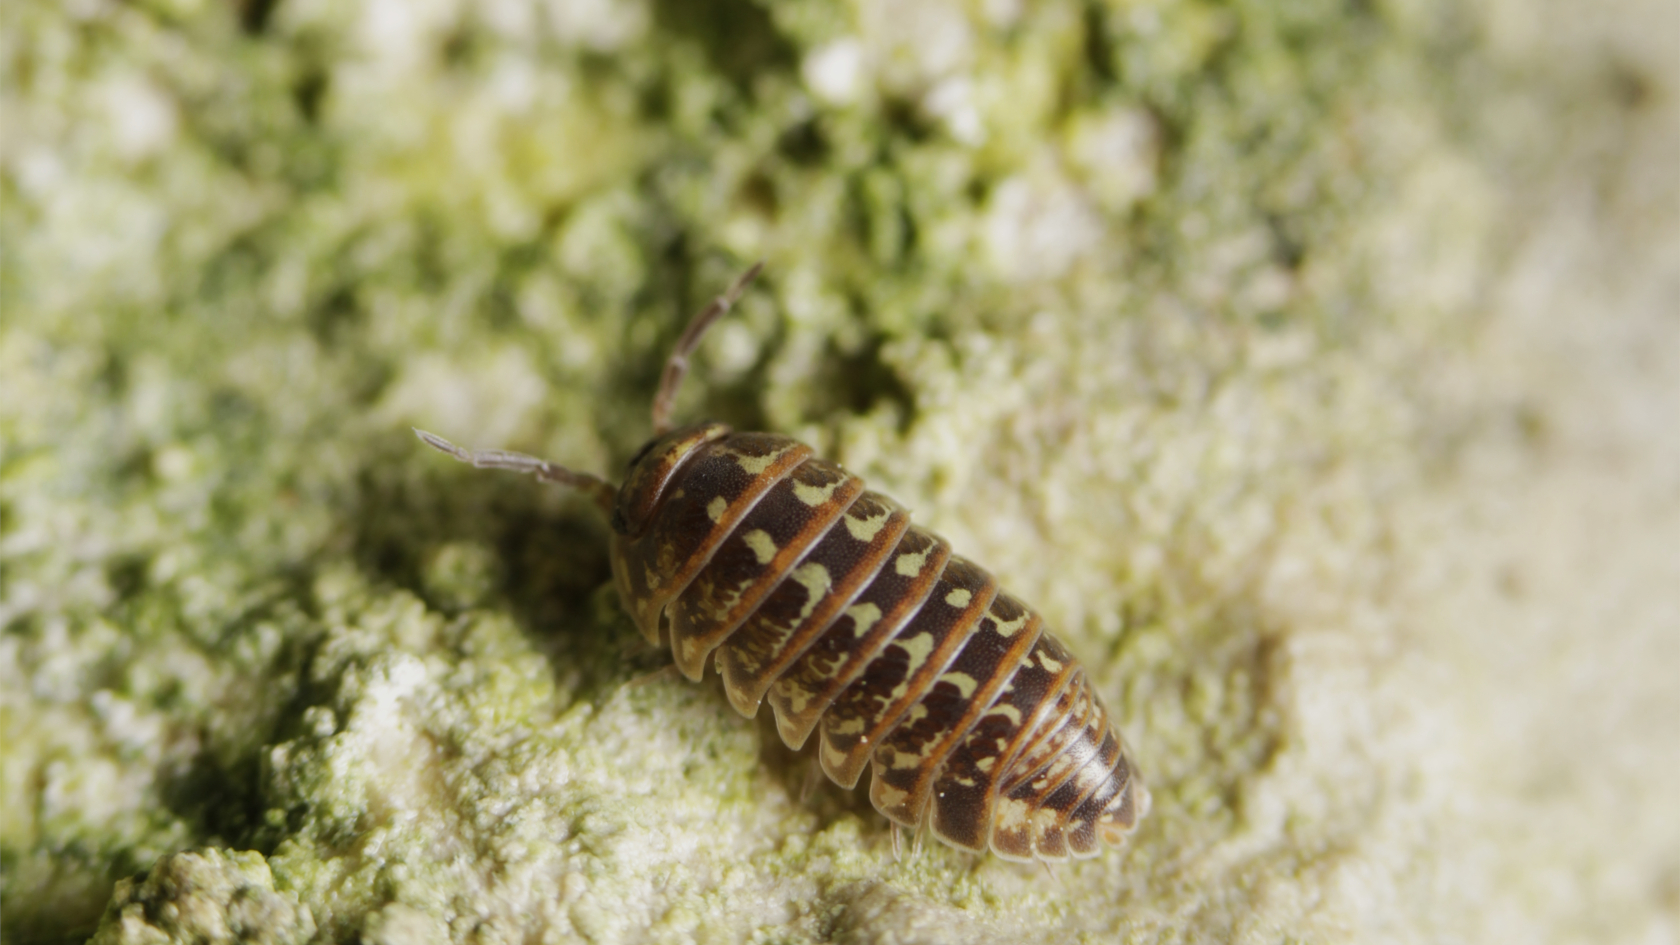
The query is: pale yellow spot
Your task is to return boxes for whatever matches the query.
[874,783,909,808]
[994,797,1031,832]
[954,776,975,787]
[906,703,928,723]
[704,578,750,618]
[706,495,728,523]
[780,682,814,715]
[938,671,978,699]
[845,602,882,637]
[742,529,777,565]
[993,610,1030,637]
[1078,763,1108,790]
[1031,808,1059,834]
[831,716,866,735]
[944,587,972,608]
[1038,653,1064,673]
[894,548,931,577]
[843,508,892,543]
[987,703,1022,725]
[792,478,842,507]
[822,740,850,770]
[734,446,791,476]
[896,633,936,673]
[976,756,996,773]
[1044,754,1077,781]
[789,563,833,621]
[671,488,685,499]
[891,749,922,769]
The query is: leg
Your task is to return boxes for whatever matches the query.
[891,822,903,862]
[649,262,764,436]
[414,428,617,515]
[799,756,824,804]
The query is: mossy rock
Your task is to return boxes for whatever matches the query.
[4,0,1675,942]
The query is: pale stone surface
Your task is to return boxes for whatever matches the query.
[1,0,1674,943]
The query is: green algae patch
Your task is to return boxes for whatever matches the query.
[5,0,1675,942]
[256,566,793,942]
[90,848,315,945]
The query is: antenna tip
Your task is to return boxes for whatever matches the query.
[726,261,766,301]
[414,428,463,457]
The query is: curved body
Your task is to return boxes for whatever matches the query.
[420,264,1148,863]
[610,423,1149,861]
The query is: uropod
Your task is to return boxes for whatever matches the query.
[417,264,1149,862]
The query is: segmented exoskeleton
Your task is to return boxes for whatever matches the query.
[417,265,1149,862]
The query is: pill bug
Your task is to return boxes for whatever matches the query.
[416,264,1149,862]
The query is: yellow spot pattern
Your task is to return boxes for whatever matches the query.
[845,602,882,637]
[732,446,791,476]
[896,632,936,673]
[992,610,1030,637]
[780,681,815,714]
[994,797,1030,831]
[843,508,892,542]
[874,783,909,808]
[831,716,866,735]
[789,563,832,622]
[937,671,978,699]
[792,478,842,507]
[742,529,777,565]
[987,703,1022,725]
[894,548,930,577]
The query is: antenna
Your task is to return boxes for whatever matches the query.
[649,262,764,436]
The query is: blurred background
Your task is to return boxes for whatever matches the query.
[2,0,1675,942]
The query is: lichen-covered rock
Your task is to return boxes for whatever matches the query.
[2,0,1674,942]
[89,848,314,945]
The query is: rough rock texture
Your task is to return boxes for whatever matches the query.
[2,0,1674,943]
[89,848,315,945]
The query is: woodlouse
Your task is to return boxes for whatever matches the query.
[416,264,1149,862]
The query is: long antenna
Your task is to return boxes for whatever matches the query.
[649,262,764,436]
[413,428,617,515]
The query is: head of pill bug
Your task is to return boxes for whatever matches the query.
[611,422,732,537]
